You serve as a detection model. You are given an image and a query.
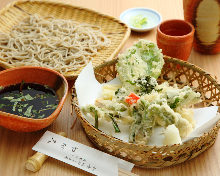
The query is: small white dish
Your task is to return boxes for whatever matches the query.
[120,7,162,32]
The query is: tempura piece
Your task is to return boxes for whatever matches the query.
[124,75,158,95]
[116,39,164,86]
[95,99,127,112]
[148,103,193,138]
[148,103,179,127]
[162,85,201,109]
[176,108,195,128]
[163,124,182,145]
[175,117,193,138]
[129,99,154,144]
[129,108,155,144]
[101,84,121,100]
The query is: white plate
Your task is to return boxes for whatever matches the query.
[120,8,162,32]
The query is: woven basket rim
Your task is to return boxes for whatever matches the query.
[0,0,131,79]
[72,55,220,150]
[7,0,130,26]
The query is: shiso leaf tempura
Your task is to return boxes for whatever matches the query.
[82,39,201,145]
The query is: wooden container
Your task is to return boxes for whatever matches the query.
[183,0,220,54]
[72,56,220,168]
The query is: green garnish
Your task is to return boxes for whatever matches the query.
[38,114,45,119]
[109,113,121,133]
[46,104,58,109]
[126,80,136,85]
[136,76,157,94]
[12,102,18,111]
[156,88,163,92]
[90,107,99,129]
[3,96,14,100]
[24,94,34,101]
[24,105,33,117]
[18,108,22,112]
[169,97,180,109]
[115,89,120,95]
[130,14,147,28]
[39,104,58,113]
[23,104,28,107]
[94,110,98,129]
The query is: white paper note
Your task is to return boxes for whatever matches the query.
[32,131,134,176]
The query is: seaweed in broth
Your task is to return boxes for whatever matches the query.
[0,82,59,119]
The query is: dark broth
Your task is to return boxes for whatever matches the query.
[0,82,59,119]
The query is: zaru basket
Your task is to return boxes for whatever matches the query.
[0,0,130,79]
[72,56,220,168]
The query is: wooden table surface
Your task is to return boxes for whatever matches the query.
[0,0,220,176]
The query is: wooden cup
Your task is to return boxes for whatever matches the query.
[156,19,195,61]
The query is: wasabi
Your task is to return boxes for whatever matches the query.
[130,14,147,28]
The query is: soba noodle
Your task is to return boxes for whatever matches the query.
[0,14,110,74]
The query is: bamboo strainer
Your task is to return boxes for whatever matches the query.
[72,56,220,168]
[0,0,130,79]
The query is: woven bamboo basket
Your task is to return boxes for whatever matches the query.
[0,0,130,79]
[72,56,220,168]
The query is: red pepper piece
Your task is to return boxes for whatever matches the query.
[125,93,140,105]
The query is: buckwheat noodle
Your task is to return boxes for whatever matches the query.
[0,14,110,74]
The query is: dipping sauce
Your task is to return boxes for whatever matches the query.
[0,82,59,119]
